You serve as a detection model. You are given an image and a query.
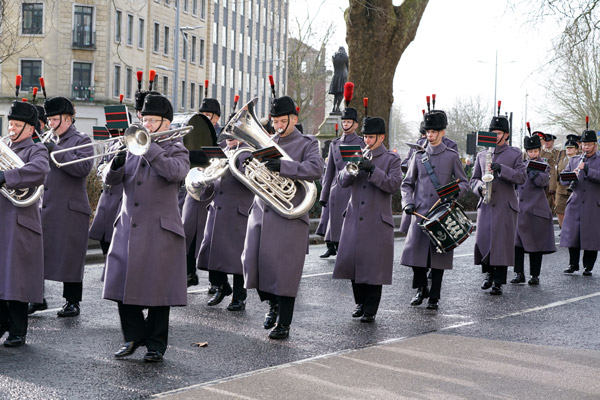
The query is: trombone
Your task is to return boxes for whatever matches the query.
[49,123,193,168]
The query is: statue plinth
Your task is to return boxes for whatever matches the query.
[315,113,342,152]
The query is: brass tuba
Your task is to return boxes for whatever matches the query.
[219,98,317,219]
[0,138,45,207]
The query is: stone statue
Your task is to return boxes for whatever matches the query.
[329,46,348,114]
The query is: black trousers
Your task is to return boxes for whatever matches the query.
[209,271,247,301]
[514,247,543,276]
[99,239,111,256]
[0,300,28,337]
[482,263,508,285]
[351,281,382,316]
[63,282,83,303]
[412,267,445,299]
[117,302,170,354]
[186,234,197,276]
[569,248,598,270]
[257,290,295,326]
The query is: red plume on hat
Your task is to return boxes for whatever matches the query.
[526,121,531,136]
[344,82,354,107]
[15,75,22,99]
[204,80,209,97]
[426,96,431,112]
[586,115,589,130]
[363,97,369,117]
[136,71,143,92]
[497,100,502,116]
[148,69,156,90]
[39,77,47,99]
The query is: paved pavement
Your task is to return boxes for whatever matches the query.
[2,225,600,399]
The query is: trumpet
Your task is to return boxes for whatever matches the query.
[0,137,45,207]
[481,147,494,204]
[345,146,372,176]
[49,123,193,168]
[185,146,237,201]
[40,128,59,144]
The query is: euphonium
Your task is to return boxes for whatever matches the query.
[481,147,494,204]
[345,146,372,176]
[185,146,237,201]
[0,138,44,207]
[219,98,317,219]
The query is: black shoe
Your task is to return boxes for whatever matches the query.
[0,323,8,339]
[227,299,246,311]
[564,265,579,274]
[426,298,439,310]
[352,304,364,318]
[143,350,163,362]
[187,273,199,287]
[360,313,375,323]
[207,284,233,306]
[263,302,279,329]
[510,272,525,284]
[268,324,290,340]
[481,272,493,290]
[208,284,218,294]
[427,270,432,280]
[528,276,540,285]
[410,287,429,306]
[319,242,337,258]
[114,341,144,358]
[490,284,503,295]
[57,302,80,317]
[583,269,593,276]
[3,335,26,347]
[28,299,48,315]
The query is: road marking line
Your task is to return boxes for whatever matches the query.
[488,291,600,320]
[29,307,62,315]
[302,272,332,278]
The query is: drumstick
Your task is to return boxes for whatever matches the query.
[413,211,429,221]
[427,198,442,214]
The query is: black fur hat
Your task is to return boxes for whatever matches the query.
[270,96,297,117]
[141,94,173,122]
[489,115,510,133]
[44,96,75,117]
[524,135,541,150]
[35,105,47,124]
[341,107,358,122]
[135,90,161,111]
[581,130,598,143]
[419,121,426,135]
[362,117,386,135]
[8,101,38,127]
[423,110,447,131]
[199,98,221,116]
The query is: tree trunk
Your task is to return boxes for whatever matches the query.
[345,0,429,146]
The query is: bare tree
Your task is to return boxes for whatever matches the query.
[388,104,415,154]
[345,0,429,146]
[446,96,490,156]
[0,0,37,65]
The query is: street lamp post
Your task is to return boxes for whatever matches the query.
[477,50,517,115]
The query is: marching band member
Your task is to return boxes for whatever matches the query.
[401,107,469,310]
[103,94,189,362]
[319,84,364,258]
[197,139,254,310]
[560,126,600,276]
[512,133,556,285]
[29,97,94,317]
[555,137,579,227]
[242,96,324,339]
[538,132,560,211]
[470,110,526,295]
[183,97,222,288]
[333,116,402,321]
[0,101,49,347]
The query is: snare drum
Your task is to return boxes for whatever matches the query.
[418,201,473,253]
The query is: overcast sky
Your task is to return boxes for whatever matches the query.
[293,0,564,144]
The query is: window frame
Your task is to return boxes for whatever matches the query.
[21,2,44,36]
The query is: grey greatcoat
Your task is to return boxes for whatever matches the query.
[42,125,93,282]
[197,148,254,274]
[400,142,469,269]
[559,152,600,251]
[333,145,402,285]
[319,132,365,242]
[103,140,189,306]
[515,159,556,254]
[470,144,527,266]
[0,139,49,303]
[242,129,324,297]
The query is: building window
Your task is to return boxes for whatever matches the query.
[126,14,133,45]
[199,85,204,106]
[181,80,186,108]
[192,0,198,15]
[165,0,171,5]
[183,0,189,12]
[72,62,92,100]
[20,60,42,91]
[182,33,188,60]
[22,3,43,35]
[164,26,170,55]
[199,39,205,65]
[221,65,225,87]
[153,23,160,52]
[230,29,235,51]
[201,0,206,19]
[115,10,122,42]
[163,76,169,96]
[213,23,217,45]
[191,36,197,63]
[230,67,234,89]
[73,5,94,48]
[113,65,121,97]
[138,18,145,48]
[190,83,196,109]
[126,68,133,99]
[240,0,244,15]
[221,26,226,47]
[212,62,216,84]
